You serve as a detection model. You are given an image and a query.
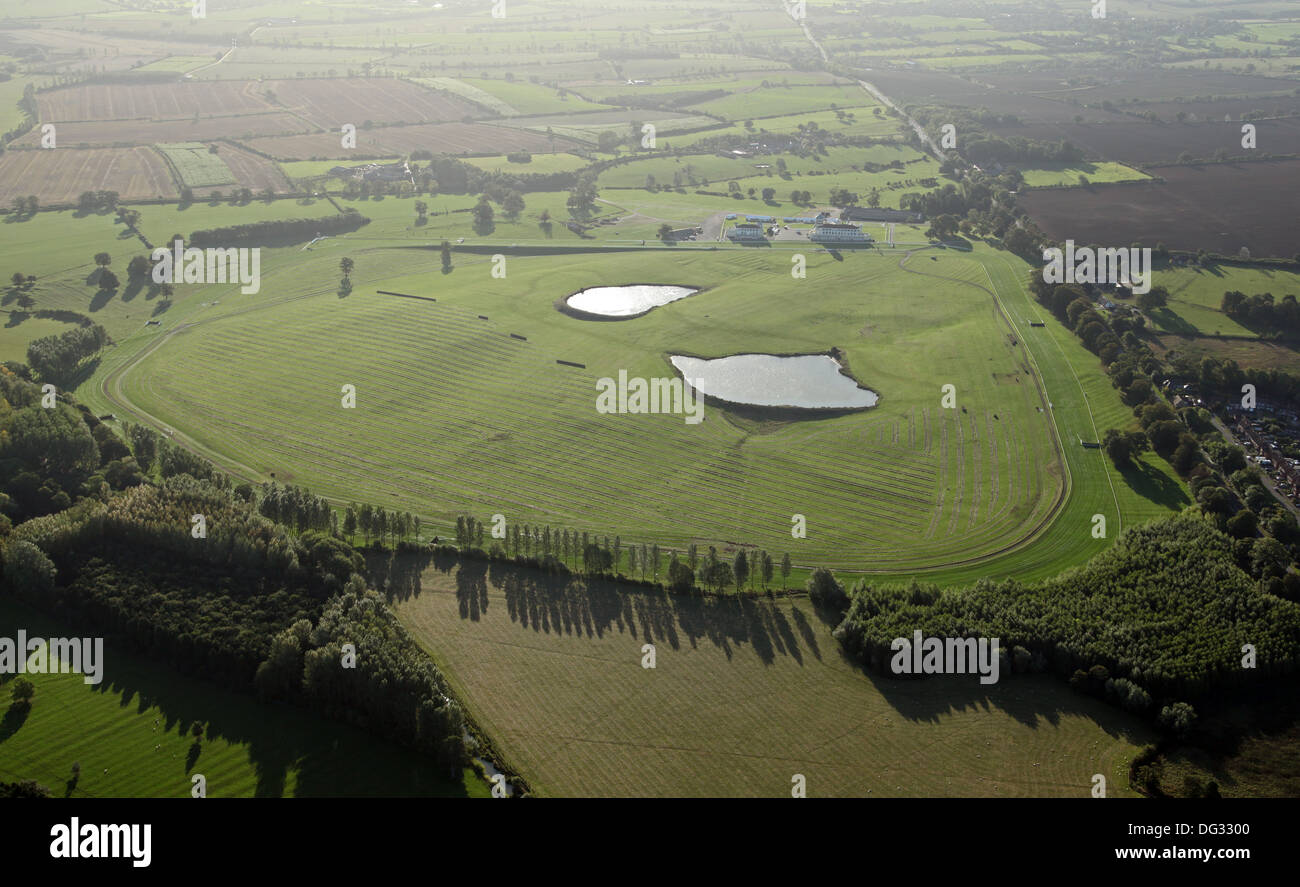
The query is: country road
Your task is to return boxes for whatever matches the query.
[791,6,947,163]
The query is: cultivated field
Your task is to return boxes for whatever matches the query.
[1019,160,1300,259]
[269,78,484,128]
[0,146,177,205]
[9,113,313,148]
[38,80,274,122]
[394,562,1152,797]
[196,143,292,195]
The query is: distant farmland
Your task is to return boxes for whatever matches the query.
[38,80,275,122]
[9,113,313,148]
[270,78,484,128]
[241,122,580,160]
[1019,159,1300,258]
[395,561,1153,798]
[0,146,177,205]
[987,119,1300,165]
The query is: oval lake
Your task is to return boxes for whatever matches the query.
[669,353,878,409]
[565,284,699,317]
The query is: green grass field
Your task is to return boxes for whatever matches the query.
[68,235,1184,585]
[1018,163,1151,189]
[156,143,237,189]
[462,153,593,175]
[100,246,1067,575]
[0,598,490,798]
[1152,264,1300,338]
[394,561,1153,797]
[670,108,903,145]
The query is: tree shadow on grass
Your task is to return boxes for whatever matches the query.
[367,548,433,603]
[0,598,472,798]
[428,557,824,665]
[1120,458,1191,510]
[1151,306,1198,336]
[865,671,1155,750]
[0,700,31,743]
[88,287,116,312]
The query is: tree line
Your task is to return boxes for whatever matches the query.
[188,211,369,248]
[448,515,794,595]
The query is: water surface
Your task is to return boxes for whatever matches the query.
[670,353,878,409]
[565,284,699,317]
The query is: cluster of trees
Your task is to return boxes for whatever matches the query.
[342,501,421,548]
[1221,290,1300,336]
[831,513,1300,709]
[75,190,119,213]
[1169,353,1300,407]
[567,175,599,218]
[254,586,466,772]
[0,367,144,525]
[25,324,109,386]
[188,211,369,248]
[9,195,37,218]
[402,154,579,198]
[961,135,1086,166]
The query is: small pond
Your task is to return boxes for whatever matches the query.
[564,284,699,318]
[669,353,878,409]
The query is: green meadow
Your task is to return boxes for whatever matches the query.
[61,231,1184,585]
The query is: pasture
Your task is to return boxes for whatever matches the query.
[1017,163,1151,189]
[393,560,1152,797]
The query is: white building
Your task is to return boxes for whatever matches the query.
[810,222,872,243]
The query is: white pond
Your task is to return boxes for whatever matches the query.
[565,284,699,317]
[669,353,878,409]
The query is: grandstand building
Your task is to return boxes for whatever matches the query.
[810,222,872,243]
[728,223,767,241]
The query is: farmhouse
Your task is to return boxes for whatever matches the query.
[811,222,872,243]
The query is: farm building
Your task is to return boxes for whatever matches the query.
[811,222,872,243]
[728,223,767,241]
[328,160,413,184]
